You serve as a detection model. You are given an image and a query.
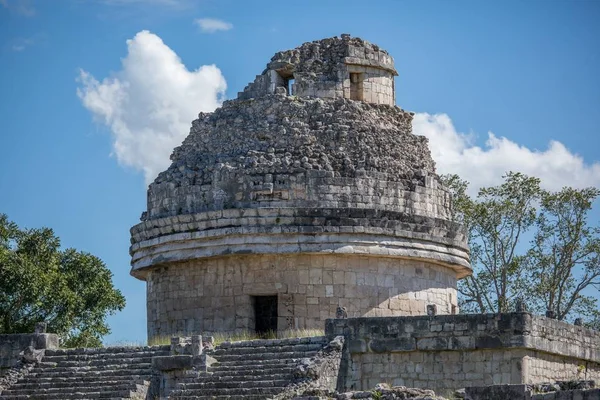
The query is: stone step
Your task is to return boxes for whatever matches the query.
[210,360,298,371]
[185,371,293,382]
[211,343,324,356]
[0,345,162,400]
[0,390,136,400]
[44,350,169,362]
[177,378,290,390]
[169,386,286,397]
[214,350,318,363]
[37,357,154,368]
[32,364,152,375]
[26,368,152,379]
[172,396,272,400]
[211,356,310,368]
[44,345,169,356]
[11,377,149,389]
[1,383,140,396]
[216,336,326,349]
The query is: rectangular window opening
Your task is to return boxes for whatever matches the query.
[252,295,278,336]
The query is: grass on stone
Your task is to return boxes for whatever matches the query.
[145,328,324,347]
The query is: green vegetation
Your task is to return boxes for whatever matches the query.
[442,172,600,326]
[0,214,125,347]
[147,328,325,347]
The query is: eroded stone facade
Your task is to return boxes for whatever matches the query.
[238,34,397,105]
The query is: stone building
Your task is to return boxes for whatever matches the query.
[129,35,471,340]
[3,34,600,400]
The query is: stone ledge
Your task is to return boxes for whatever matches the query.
[129,230,470,280]
[343,56,398,75]
[131,207,465,243]
[325,313,600,363]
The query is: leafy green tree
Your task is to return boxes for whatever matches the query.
[443,172,541,314]
[443,173,600,325]
[0,214,125,347]
[525,187,600,321]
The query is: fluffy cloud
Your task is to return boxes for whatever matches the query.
[194,18,233,33]
[413,112,600,193]
[77,30,227,183]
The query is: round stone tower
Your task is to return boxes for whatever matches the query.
[129,35,471,340]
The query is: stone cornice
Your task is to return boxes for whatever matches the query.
[129,207,470,280]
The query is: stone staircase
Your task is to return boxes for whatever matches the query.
[0,345,170,400]
[168,336,329,400]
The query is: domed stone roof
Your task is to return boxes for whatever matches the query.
[147,96,432,218]
[129,34,470,283]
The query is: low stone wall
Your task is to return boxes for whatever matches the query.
[465,383,600,400]
[325,313,600,394]
[0,333,59,370]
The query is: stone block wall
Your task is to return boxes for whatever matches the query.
[145,170,452,221]
[0,333,59,370]
[524,351,600,384]
[145,254,458,340]
[325,313,600,395]
[351,349,525,393]
[345,65,394,105]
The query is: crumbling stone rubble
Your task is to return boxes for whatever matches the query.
[148,94,431,219]
[290,383,448,400]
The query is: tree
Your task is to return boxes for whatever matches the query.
[525,187,600,321]
[443,172,541,314]
[443,173,600,325]
[0,214,125,347]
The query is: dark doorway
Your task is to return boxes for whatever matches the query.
[350,72,363,101]
[253,295,278,335]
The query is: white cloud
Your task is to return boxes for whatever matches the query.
[77,30,227,184]
[194,18,233,33]
[413,112,600,193]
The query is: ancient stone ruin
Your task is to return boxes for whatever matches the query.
[2,35,600,400]
[129,34,471,341]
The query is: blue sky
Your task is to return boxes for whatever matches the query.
[1,0,599,344]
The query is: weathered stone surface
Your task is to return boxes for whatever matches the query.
[167,336,333,399]
[152,355,193,371]
[326,314,600,395]
[0,333,58,370]
[129,34,470,340]
[238,35,397,104]
[289,383,447,399]
[465,383,600,400]
[465,384,530,400]
[0,345,170,399]
[144,254,462,339]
